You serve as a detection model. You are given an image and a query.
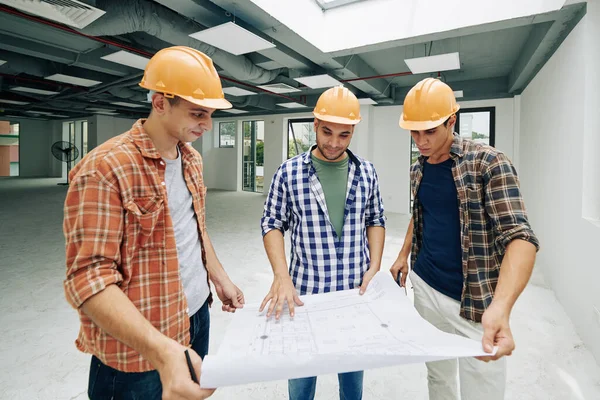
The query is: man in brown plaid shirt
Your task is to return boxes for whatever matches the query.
[390,78,539,400]
[63,47,244,400]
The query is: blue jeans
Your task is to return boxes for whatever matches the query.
[289,371,364,400]
[87,300,210,400]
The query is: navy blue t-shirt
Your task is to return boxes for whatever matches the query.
[413,158,463,301]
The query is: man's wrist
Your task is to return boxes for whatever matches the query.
[144,333,177,371]
[208,264,228,285]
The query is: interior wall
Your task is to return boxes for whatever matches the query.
[351,98,515,214]
[199,111,314,192]
[201,97,515,215]
[518,1,600,363]
[2,118,53,178]
[95,116,137,146]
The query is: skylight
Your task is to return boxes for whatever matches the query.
[315,0,366,10]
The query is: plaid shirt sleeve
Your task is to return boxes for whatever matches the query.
[63,169,124,309]
[483,152,540,254]
[261,165,290,236]
[365,165,386,227]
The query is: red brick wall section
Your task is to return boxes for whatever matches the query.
[0,146,10,176]
[10,145,18,162]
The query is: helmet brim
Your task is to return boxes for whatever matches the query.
[313,112,361,126]
[182,95,232,110]
[399,106,460,131]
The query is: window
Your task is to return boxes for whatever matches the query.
[408,107,496,212]
[288,118,315,159]
[219,121,236,148]
[456,107,496,147]
[81,121,88,157]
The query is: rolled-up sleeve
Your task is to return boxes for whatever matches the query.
[365,165,386,227]
[483,152,540,254]
[261,166,290,236]
[63,171,124,309]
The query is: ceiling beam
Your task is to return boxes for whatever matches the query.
[508,3,586,94]
[394,76,510,103]
[0,34,135,76]
[333,55,392,99]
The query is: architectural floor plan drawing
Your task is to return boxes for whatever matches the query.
[201,272,494,388]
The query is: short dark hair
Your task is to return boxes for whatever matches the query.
[165,95,180,107]
[443,117,451,127]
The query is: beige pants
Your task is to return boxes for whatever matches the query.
[411,271,507,400]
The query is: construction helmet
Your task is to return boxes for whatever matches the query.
[313,85,361,125]
[399,78,460,131]
[139,46,232,110]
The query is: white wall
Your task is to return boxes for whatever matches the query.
[201,98,515,215]
[198,111,314,191]
[95,115,137,146]
[3,117,59,178]
[351,98,515,214]
[518,0,600,363]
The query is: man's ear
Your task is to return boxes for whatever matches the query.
[151,93,167,115]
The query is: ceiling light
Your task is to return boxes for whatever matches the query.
[404,52,461,74]
[11,87,59,95]
[222,109,249,114]
[0,99,29,105]
[45,74,102,87]
[257,83,301,94]
[293,74,341,89]
[51,114,70,118]
[0,60,5,66]
[277,102,308,108]
[358,98,377,105]
[110,101,146,108]
[189,22,275,56]
[87,107,117,112]
[101,50,150,70]
[222,87,257,97]
[97,112,120,115]
[453,90,464,98]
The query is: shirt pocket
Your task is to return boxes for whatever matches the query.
[465,182,484,209]
[124,196,166,248]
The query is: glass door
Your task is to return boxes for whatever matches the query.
[242,120,264,193]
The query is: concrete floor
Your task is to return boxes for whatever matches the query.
[1,177,600,400]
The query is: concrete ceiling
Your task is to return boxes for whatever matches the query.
[0,0,587,121]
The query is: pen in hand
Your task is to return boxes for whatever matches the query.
[184,349,199,384]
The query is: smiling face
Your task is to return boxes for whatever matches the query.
[312,118,354,162]
[410,115,456,161]
[151,93,215,144]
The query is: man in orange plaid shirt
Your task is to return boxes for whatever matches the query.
[63,46,244,400]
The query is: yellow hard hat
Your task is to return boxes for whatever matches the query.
[139,46,232,110]
[399,78,459,130]
[313,85,361,125]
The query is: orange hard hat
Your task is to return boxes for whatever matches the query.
[139,46,232,110]
[313,85,361,125]
[399,78,460,131]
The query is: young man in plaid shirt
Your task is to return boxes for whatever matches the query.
[390,78,539,400]
[63,46,244,400]
[260,85,386,400]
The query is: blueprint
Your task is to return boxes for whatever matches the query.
[200,272,495,388]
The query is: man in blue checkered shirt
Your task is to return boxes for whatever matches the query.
[260,86,386,400]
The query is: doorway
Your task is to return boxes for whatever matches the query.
[242,120,264,193]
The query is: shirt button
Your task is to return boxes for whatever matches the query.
[161,181,166,186]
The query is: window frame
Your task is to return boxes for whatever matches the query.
[218,120,237,148]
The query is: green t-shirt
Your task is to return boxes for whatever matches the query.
[311,153,349,237]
